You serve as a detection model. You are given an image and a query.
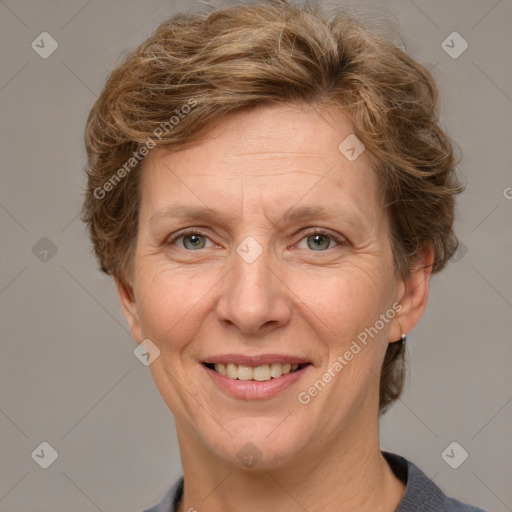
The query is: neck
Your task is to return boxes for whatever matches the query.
[175,409,405,512]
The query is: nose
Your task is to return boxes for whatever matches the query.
[215,244,292,335]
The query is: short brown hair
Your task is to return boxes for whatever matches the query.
[82,0,463,413]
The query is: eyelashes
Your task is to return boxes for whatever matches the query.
[166,227,349,253]
[296,228,348,251]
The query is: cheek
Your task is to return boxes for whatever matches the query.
[296,263,394,420]
[134,263,216,351]
[296,258,393,343]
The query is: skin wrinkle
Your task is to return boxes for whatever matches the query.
[147,203,371,244]
[80,16,464,505]
[116,103,432,512]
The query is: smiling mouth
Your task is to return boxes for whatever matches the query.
[204,362,310,381]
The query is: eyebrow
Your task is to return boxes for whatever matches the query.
[149,204,362,229]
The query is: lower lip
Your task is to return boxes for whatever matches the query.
[203,364,311,400]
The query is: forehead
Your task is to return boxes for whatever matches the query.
[140,103,382,224]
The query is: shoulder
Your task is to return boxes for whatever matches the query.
[140,477,183,512]
[445,496,487,511]
[382,451,487,512]
[142,455,488,512]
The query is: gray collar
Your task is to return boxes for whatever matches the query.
[142,451,485,512]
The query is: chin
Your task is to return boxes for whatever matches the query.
[208,427,312,471]
[190,409,326,472]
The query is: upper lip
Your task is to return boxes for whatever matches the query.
[203,354,311,366]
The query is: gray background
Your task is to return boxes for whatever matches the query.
[1,0,511,510]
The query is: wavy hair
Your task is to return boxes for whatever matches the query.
[82,0,463,413]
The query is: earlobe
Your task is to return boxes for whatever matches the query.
[388,244,434,342]
[114,278,142,342]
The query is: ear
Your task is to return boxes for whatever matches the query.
[114,277,143,343]
[388,243,434,342]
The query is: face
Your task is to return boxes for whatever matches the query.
[117,102,430,469]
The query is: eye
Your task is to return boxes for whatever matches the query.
[169,230,214,250]
[296,229,345,251]
[167,228,347,252]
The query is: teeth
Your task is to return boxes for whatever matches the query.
[237,365,253,381]
[226,363,238,379]
[253,365,271,381]
[214,363,227,376]
[270,363,282,378]
[212,362,302,381]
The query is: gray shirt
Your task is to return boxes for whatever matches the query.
[142,451,486,511]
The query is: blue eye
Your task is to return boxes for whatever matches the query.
[297,230,342,251]
[171,231,213,250]
[168,229,346,252]
[182,233,206,250]
[304,233,336,251]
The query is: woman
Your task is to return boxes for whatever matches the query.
[82,1,485,510]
